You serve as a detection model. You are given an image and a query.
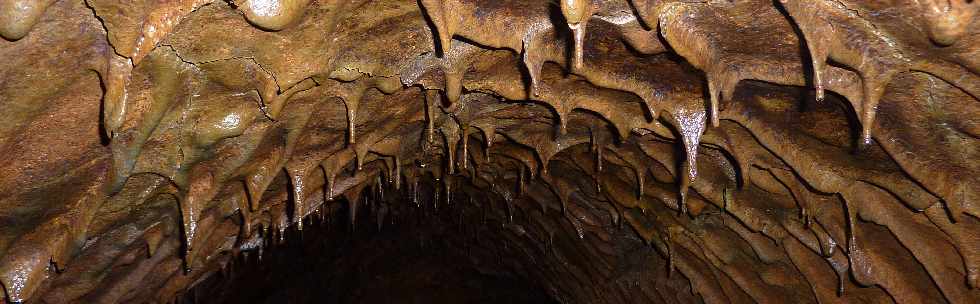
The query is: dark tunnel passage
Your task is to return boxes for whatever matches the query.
[181,201,560,303]
[181,191,566,304]
[177,173,660,304]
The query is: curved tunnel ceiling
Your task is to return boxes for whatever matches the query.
[0,0,978,303]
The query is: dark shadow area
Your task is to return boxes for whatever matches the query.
[180,196,559,304]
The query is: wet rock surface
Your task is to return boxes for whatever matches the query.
[0,0,977,303]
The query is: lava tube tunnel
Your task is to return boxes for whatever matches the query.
[0,0,978,303]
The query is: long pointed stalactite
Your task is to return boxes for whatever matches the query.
[0,0,978,303]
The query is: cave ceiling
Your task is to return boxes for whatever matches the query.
[0,0,978,303]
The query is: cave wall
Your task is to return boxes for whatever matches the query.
[0,0,978,303]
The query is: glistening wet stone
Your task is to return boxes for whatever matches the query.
[0,0,977,303]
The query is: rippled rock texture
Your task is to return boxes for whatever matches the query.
[0,0,978,303]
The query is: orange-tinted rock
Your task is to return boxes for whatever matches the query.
[0,0,977,303]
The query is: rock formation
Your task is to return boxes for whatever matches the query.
[0,0,977,303]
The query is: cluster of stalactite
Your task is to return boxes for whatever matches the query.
[0,0,977,303]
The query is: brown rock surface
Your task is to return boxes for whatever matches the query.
[0,0,977,303]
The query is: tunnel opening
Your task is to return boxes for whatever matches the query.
[179,191,563,304]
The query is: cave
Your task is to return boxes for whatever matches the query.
[0,0,978,303]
